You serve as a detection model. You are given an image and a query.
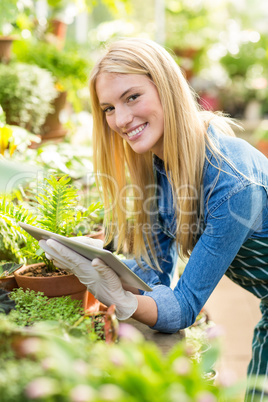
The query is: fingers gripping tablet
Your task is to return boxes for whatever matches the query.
[19,222,152,292]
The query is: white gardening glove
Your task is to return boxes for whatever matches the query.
[42,236,104,272]
[39,239,138,320]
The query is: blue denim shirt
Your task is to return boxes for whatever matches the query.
[123,125,268,333]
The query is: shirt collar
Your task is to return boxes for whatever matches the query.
[153,154,166,174]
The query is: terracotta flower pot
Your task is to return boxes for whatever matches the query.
[257,139,268,158]
[0,37,14,63]
[75,304,118,343]
[0,275,18,292]
[14,263,97,311]
[40,91,68,142]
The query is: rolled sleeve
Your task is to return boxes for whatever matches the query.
[144,285,182,333]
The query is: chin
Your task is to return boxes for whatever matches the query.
[131,147,150,155]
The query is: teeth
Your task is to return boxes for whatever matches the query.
[127,124,146,137]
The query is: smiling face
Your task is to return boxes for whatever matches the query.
[96,73,164,159]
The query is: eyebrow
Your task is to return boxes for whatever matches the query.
[99,86,142,106]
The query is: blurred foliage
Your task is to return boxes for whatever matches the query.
[46,0,131,17]
[220,35,268,79]
[254,120,268,141]
[165,0,228,76]
[162,0,268,117]
[12,39,92,112]
[0,313,243,402]
[0,0,33,36]
[219,33,268,116]
[0,62,57,134]
[0,106,41,157]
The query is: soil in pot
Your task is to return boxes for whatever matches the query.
[0,262,22,292]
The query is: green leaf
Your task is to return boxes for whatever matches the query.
[0,262,23,278]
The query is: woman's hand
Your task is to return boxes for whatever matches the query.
[39,239,138,320]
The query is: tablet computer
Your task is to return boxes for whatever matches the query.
[19,222,152,292]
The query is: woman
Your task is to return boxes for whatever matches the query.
[40,38,268,400]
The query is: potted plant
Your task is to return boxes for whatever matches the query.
[164,1,218,81]
[0,0,19,63]
[0,0,34,63]
[0,262,23,292]
[12,39,92,114]
[0,62,57,134]
[46,0,71,47]
[14,174,103,309]
[219,33,268,119]
[7,287,118,343]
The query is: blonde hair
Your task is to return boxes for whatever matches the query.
[89,37,236,267]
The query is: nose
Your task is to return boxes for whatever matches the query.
[115,106,133,130]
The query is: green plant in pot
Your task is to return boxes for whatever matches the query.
[13,39,92,114]
[0,0,35,63]
[0,262,23,292]
[0,1,18,35]
[14,174,104,309]
[0,262,23,280]
[0,62,57,134]
[0,0,19,63]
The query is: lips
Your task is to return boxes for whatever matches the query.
[126,123,147,138]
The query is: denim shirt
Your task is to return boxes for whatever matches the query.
[123,125,268,333]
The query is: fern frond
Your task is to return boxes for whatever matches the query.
[0,195,37,262]
[33,174,79,235]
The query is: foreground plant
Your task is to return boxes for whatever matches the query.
[8,288,83,328]
[7,288,117,342]
[0,314,242,402]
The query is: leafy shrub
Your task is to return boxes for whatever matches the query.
[8,288,83,327]
[7,288,105,341]
[13,40,92,112]
[0,62,57,134]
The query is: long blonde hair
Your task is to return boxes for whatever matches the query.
[89,37,236,267]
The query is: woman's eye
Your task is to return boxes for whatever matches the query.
[103,106,114,113]
[127,94,139,102]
